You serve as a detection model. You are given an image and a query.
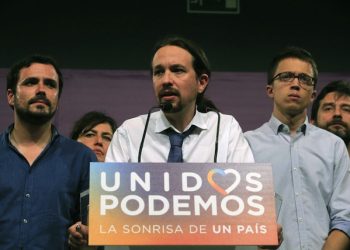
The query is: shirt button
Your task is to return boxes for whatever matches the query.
[25,193,31,198]
[23,219,28,224]
[298,218,303,222]
[293,167,297,171]
[295,192,299,196]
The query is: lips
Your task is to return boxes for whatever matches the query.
[287,93,301,102]
[29,97,51,106]
[160,89,178,97]
[288,93,300,98]
[93,149,104,156]
[158,88,179,101]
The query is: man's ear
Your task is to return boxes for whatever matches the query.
[7,89,14,107]
[197,74,209,94]
[266,84,274,99]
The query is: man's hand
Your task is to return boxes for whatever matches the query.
[258,223,283,249]
[68,221,89,249]
[322,229,350,250]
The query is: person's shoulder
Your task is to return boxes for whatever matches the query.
[0,131,8,150]
[217,112,235,120]
[118,112,163,134]
[244,123,269,138]
[308,123,345,143]
[120,113,152,128]
[57,134,79,145]
[0,131,6,142]
[307,124,349,158]
[0,126,13,145]
[57,134,95,153]
[215,112,241,126]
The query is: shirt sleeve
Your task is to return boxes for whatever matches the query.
[227,116,255,163]
[105,125,131,162]
[329,140,350,237]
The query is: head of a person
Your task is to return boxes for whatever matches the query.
[70,111,117,162]
[6,54,63,125]
[151,36,211,114]
[266,46,318,117]
[311,80,350,145]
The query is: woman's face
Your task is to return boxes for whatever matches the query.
[77,122,114,162]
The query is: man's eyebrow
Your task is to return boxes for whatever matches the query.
[170,64,185,68]
[153,64,163,69]
[44,78,58,82]
[102,132,113,136]
[20,77,39,84]
[321,102,335,106]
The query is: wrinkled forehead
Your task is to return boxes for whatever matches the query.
[326,91,350,103]
[152,45,193,68]
[18,63,59,82]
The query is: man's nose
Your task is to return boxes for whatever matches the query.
[162,71,173,85]
[35,81,47,94]
[333,107,342,118]
[290,80,301,90]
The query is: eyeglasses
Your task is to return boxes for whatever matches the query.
[270,71,316,89]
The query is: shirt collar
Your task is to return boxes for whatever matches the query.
[269,115,308,135]
[5,124,59,145]
[154,109,208,134]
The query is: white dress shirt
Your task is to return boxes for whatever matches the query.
[106,110,254,163]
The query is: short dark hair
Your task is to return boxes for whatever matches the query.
[70,111,117,140]
[311,80,350,121]
[267,46,318,87]
[6,54,64,97]
[151,36,211,106]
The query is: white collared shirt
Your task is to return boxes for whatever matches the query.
[106,110,254,163]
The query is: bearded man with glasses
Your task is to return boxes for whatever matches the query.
[245,46,350,250]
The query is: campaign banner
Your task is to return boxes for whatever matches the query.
[88,163,278,246]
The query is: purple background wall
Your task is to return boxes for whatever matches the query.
[1,69,350,136]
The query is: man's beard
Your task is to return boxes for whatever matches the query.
[328,126,350,146]
[163,101,183,113]
[317,119,350,146]
[158,87,183,113]
[15,101,56,125]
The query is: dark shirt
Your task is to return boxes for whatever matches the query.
[0,125,97,250]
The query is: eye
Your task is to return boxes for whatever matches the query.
[153,67,164,76]
[172,66,186,74]
[22,78,39,86]
[342,106,350,112]
[44,79,58,89]
[83,131,96,138]
[298,74,313,85]
[278,72,294,82]
[102,135,112,142]
[322,105,334,112]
